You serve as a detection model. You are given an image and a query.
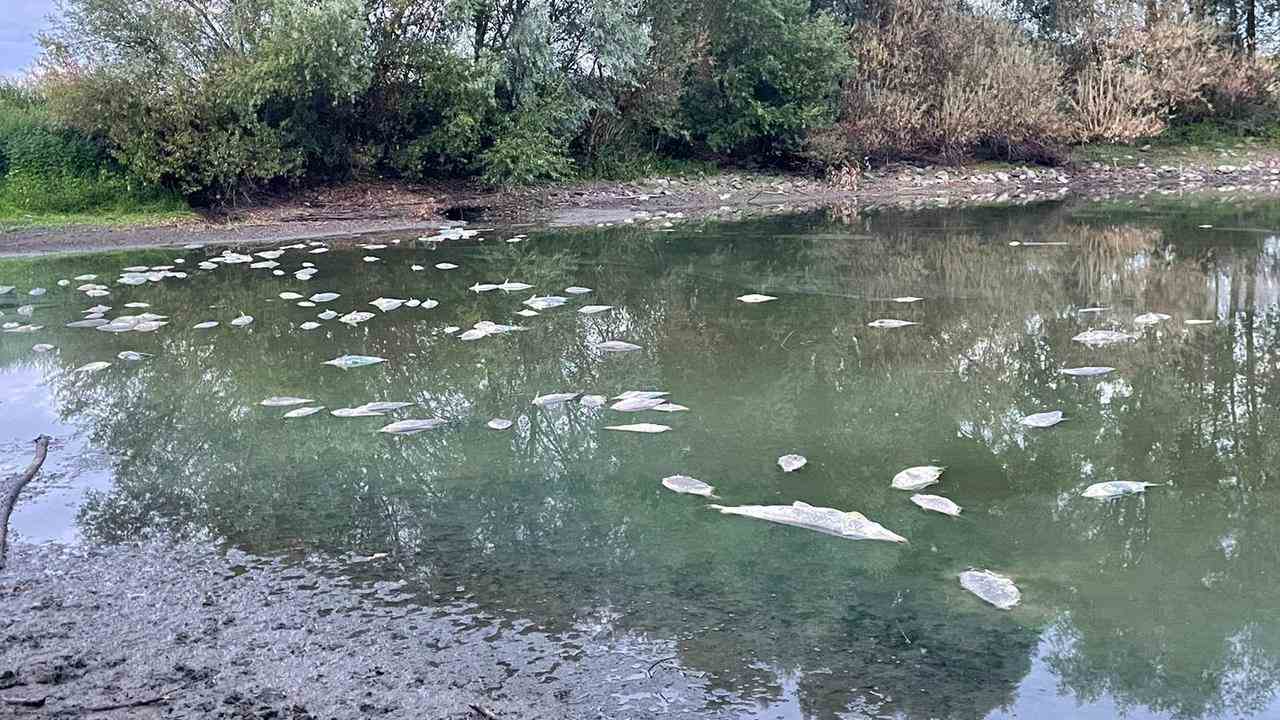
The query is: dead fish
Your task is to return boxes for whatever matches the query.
[1134,312,1172,325]
[74,361,112,373]
[708,501,907,543]
[578,305,613,315]
[230,314,254,327]
[661,475,716,498]
[959,569,1020,610]
[442,326,460,334]
[359,244,386,251]
[516,309,539,317]
[1073,329,1136,347]
[410,264,425,271]
[256,250,285,259]
[1082,481,1162,499]
[1060,366,1114,377]
[613,390,668,401]
[331,407,386,417]
[523,295,568,311]
[28,288,46,296]
[487,418,514,430]
[193,321,219,329]
[580,395,606,407]
[358,401,415,412]
[362,256,381,263]
[420,299,439,310]
[323,355,386,369]
[892,466,944,491]
[565,286,592,294]
[32,344,55,353]
[116,351,151,362]
[777,454,807,472]
[892,296,923,303]
[318,310,338,320]
[279,292,304,300]
[369,298,405,312]
[17,305,33,316]
[74,274,98,281]
[605,423,671,433]
[594,340,641,352]
[250,261,279,269]
[868,319,918,329]
[532,392,580,407]
[459,329,488,341]
[84,304,112,314]
[469,283,499,293]
[498,281,533,292]
[66,319,110,328]
[309,247,329,254]
[300,321,321,331]
[1184,319,1214,326]
[910,494,961,516]
[610,397,666,412]
[284,406,325,418]
[737,294,776,304]
[1078,306,1109,314]
[434,263,458,270]
[310,293,341,303]
[653,403,688,412]
[339,311,375,326]
[1021,411,1064,428]
[123,302,150,308]
[378,418,447,435]
[133,321,167,332]
[260,397,314,407]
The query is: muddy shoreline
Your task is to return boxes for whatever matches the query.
[0,541,766,720]
[5,154,1280,256]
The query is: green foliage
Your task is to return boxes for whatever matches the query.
[478,113,575,186]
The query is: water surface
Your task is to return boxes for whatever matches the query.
[3,199,1280,719]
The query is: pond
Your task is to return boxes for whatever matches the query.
[2,198,1279,719]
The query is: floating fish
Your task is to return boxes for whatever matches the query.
[892,296,923,303]
[318,310,338,320]
[410,264,425,271]
[66,319,109,328]
[487,418,514,430]
[737,294,777,304]
[359,401,415,412]
[892,466,944,491]
[123,302,150,308]
[1078,306,1109,314]
[28,288,46,296]
[359,244,386,251]
[523,295,568,311]
[310,293,340,303]
[1072,329,1136,347]
[614,390,668,401]
[279,292,304,300]
[0,286,12,295]
[1184,319,1214,326]
[116,351,151,362]
[300,321,321,331]
[17,305,33,316]
[1021,411,1064,428]
[309,247,329,254]
[74,274,98,281]
[84,305,112,314]
[653,403,689,412]
[516,309,539,317]
[498,281,533,292]
[420,299,439,310]
[379,418,447,435]
[331,407,385,418]
[708,501,907,543]
[459,329,488,341]
[284,406,325,419]
[32,344,55,353]
[2,324,42,333]
[565,286,592,295]
[74,361,111,373]
[580,395,606,407]
[1134,312,1172,325]
[363,256,381,263]
[594,340,641,353]
[250,261,279,269]
[959,569,1020,610]
[85,289,111,297]
[260,397,314,407]
[910,494,961,516]
[1060,366,1114,377]
[230,314,254,327]
[1082,481,1161,499]
[370,298,406,312]
[605,423,671,433]
[442,326,460,334]
[469,283,499,293]
[532,392,580,407]
[611,397,666,412]
[324,355,386,369]
[868,319,918,329]
[133,321,167,332]
[193,321,219,329]
[256,250,285,259]
[578,305,613,315]
[777,454,807,472]
[435,263,458,270]
[338,311,375,326]
[662,475,716,498]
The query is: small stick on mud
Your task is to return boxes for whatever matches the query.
[1,695,47,708]
[467,704,500,720]
[0,435,51,571]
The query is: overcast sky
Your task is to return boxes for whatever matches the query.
[2,0,54,77]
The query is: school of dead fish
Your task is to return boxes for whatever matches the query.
[0,226,1187,613]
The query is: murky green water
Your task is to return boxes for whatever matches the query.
[3,199,1280,719]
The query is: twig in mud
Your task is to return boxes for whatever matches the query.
[0,435,51,571]
[468,703,500,720]
[646,655,679,677]
[85,695,169,712]
[2,695,47,707]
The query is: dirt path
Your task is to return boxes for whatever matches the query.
[4,153,1280,256]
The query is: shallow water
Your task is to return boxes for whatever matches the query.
[3,198,1280,719]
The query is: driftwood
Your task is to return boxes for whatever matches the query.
[0,435,51,571]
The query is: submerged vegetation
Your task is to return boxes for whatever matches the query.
[2,0,1280,216]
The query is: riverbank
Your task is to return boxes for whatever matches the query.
[5,142,1280,256]
[0,541,750,720]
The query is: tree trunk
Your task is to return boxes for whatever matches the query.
[1247,0,1257,55]
[1145,0,1158,27]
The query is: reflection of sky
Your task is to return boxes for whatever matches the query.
[0,0,51,76]
[0,366,109,543]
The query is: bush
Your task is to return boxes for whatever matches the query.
[829,1,1067,164]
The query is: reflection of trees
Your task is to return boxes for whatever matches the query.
[5,200,1280,718]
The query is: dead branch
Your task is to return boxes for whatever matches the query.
[1,695,47,707]
[0,435,51,571]
[468,704,500,720]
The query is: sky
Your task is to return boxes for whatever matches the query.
[2,0,54,77]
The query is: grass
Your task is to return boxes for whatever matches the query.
[0,175,195,231]
[0,205,197,231]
